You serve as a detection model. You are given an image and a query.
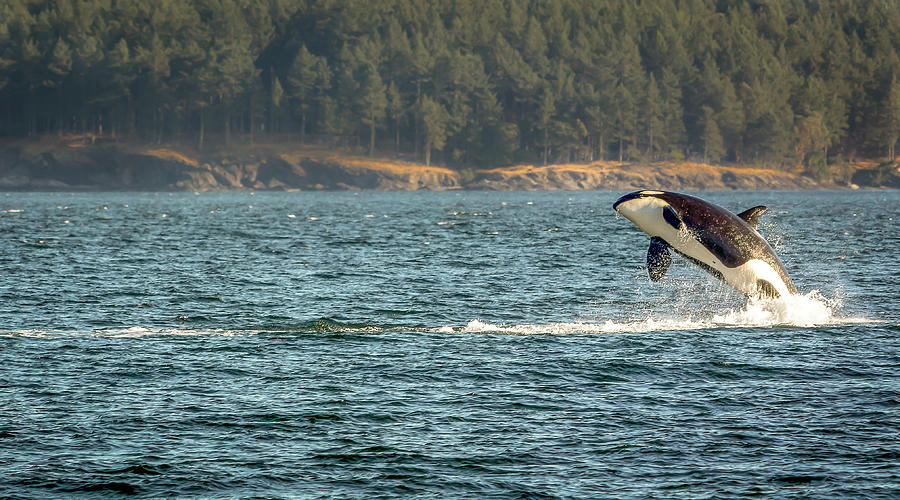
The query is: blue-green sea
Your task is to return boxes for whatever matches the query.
[1,190,898,498]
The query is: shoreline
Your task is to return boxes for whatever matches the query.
[1,137,897,192]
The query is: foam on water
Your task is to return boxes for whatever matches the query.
[0,327,250,338]
[100,326,247,338]
[448,291,869,335]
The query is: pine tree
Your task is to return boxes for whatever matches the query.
[420,95,449,166]
[537,87,555,165]
[659,68,685,159]
[387,81,403,154]
[286,45,319,143]
[359,65,387,157]
[885,75,900,161]
[271,76,284,109]
[48,38,72,135]
[644,74,664,159]
[106,38,135,137]
[701,106,725,164]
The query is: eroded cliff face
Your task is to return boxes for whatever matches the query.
[0,140,891,191]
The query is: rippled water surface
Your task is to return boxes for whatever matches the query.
[1,190,898,498]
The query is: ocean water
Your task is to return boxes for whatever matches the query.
[1,190,897,498]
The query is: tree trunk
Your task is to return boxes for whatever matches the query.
[57,88,64,137]
[198,109,205,150]
[250,101,255,145]
[369,116,376,157]
[543,128,549,165]
[415,81,421,160]
[156,107,163,144]
[225,106,231,145]
[425,140,431,166]
[27,86,35,136]
[300,113,306,144]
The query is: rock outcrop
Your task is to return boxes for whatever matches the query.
[0,139,893,191]
[0,142,463,191]
[468,162,826,190]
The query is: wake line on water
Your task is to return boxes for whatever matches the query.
[0,326,252,338]
[0,292,872,338]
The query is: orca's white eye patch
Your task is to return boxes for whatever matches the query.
[662,206,682,230]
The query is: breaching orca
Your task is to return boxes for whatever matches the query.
[613,190,797,298]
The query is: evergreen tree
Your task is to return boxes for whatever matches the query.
[420,95,449,166]
[271,76,284,109]
[387,81,403,154]
[286,45,319,143]
[537,87,555,165]
[359,65,387,157]
[659,68,686,159]
[701,106,725,164]
[797,111,829,166]
[644,74,664,159]
[884,75,900,161]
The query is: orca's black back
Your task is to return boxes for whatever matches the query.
[658,192,797,294]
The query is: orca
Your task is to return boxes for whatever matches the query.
[613,190,797,298]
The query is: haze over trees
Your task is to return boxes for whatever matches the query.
[1,0,899,170]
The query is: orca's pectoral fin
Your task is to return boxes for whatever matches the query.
[736,205,768,229]
[647,236,672,282]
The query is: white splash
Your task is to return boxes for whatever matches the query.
[445,291,868,335]
[712,290,845,327]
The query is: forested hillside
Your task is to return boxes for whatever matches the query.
[1,0,899,172]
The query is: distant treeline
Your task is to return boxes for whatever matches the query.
[1,0,900,169]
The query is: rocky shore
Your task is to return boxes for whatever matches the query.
[0,138,896,191]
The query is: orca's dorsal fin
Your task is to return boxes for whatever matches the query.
[647,236,672,282]
[736,205,768,229]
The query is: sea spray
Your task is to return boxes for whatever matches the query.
[452,291,859,335]
[712,290,839,327]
